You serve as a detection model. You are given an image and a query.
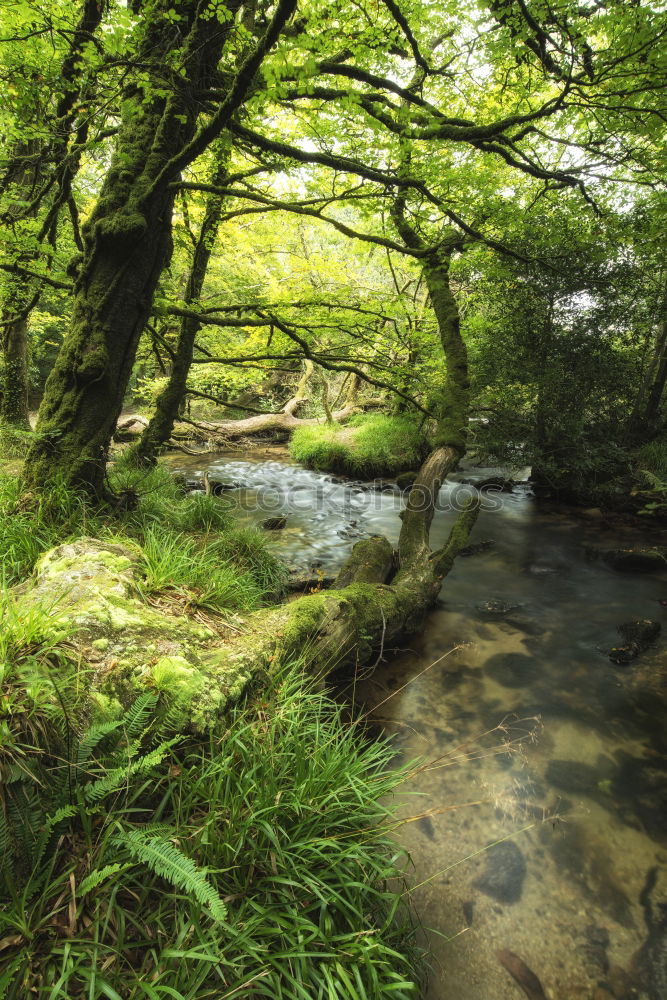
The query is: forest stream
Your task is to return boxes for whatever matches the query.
[170,449,667,1000]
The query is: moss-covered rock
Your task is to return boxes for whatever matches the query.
[11,498,479,735]
[289,415,429,479]
[601,548,667,573]
[15,537,251,732]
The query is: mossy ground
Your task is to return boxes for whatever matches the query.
[289,413,429,478]
[0,451,425,998]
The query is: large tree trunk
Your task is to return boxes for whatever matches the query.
[116,398,361,448]
[198,502,478,698]
[25,0,296,496]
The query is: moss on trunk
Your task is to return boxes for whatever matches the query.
[1,313,31,430]
[25,0,297,495]
[25,0,225,494]
[134,144,231,466]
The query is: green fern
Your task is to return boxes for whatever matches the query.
[114,829,227,923]
[78,862,132,896]
[29,803,79,874]
[0,807,11,865]
[83,738,180,803]
[76,719,125,765]
[122,692,159,740]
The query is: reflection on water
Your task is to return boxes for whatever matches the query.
[170,450,667,1000]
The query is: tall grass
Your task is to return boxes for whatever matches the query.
[0,424,33,459]
[0,668,424,998]
[637,437,667,479]
[139,525,267,611]
[289,414,429,478]
[0,460,286,608]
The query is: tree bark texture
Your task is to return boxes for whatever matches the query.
[26,0,297,495]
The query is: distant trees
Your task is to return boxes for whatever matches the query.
[0,0,664,495]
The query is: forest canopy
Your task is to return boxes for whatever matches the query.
[2,2,667,997]
[0,0,665,497]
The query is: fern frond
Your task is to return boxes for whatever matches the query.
[7,782,43,863]
[0,952,23,993]
[29,804,78,874]
[114,829,227,922]
[76,719,124,765]
[83,738,179,803]
[78,862,132,896]
[122,693,159,740]
[0,807,11,868]
[2,764,30,785]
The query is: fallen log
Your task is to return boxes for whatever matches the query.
[14,485,477,734]
[114,401,363,448]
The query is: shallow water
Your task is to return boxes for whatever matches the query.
[171,450,667,1000]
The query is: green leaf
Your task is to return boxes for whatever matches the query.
[114,829,227,922]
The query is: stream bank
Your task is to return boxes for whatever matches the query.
[167,449,667,1000]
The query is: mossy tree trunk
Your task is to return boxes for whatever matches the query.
[0,0,108,430]
[204,511,478,693]
[25,0,297,496]
[389,193,471,566]
[0,309,31,430]
[133,143,231,466]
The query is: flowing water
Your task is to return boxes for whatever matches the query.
[171,448,667,1000]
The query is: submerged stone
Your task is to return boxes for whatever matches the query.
[459,539,494,557]
[261,515,288,530]
[609,619,661,665]
[601,548,666,573]
[475,599,521,617]
[473,842,527,903]
[485,652,537,688]
[546,758,615,795]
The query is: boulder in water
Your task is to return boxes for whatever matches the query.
[609,619,661,665]
[477,476,515,493]
[475,598,521,617]
[601,548,666,573]
[473,841,526,903]
[261,515,287,530]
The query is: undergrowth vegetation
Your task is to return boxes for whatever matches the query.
[633,437,667,515]
[289,414,429,478]
[0,455,287,607]
[636,437,667,480]
[0,451,423,996]
[0,668,424,999]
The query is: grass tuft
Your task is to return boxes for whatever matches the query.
[0,460,285,611]
[0,423,33,460]
[0,667,424,998]
[289,414,429,478]
[637,437,667,479]
[139,524,265,612]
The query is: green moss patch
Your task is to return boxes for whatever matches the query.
[289,414,429,478]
